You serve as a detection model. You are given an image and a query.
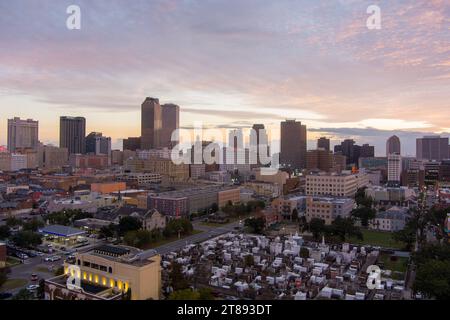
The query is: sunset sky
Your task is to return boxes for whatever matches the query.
[0,0,449,156]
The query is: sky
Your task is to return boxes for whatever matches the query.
[0,0,449,156]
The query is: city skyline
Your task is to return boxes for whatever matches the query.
[1,0,449,155]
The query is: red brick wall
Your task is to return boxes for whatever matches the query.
[0,244,6,264]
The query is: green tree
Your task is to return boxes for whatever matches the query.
[355,187,373,207]
[98,224,116,239]
[300,247,310,259]
[164,219,193,238]
[393,227,416,251]
[72,211,93,222]
[11,231,42,248]
[298,215,307,233]
[328,217,363,242]
[169,289,200,300]
[0,225,10,240]
[198,288,214,300]
[412,243,450,299]
[6,216,22,228]
[414,259,450,300]
[244,255,254,267]
[12,288,34,300]
[0,269,7,289]
[22,218,44,232]
[244,217,266,234]
[124,230,152,249]
[169,262,189,291]
[351,207,376,227]
[118,216,142,236]
[54,266,65,276]
[211,203,219,213]
[309,218,326,240]
[37,279,45,300]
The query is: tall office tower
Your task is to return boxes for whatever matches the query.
[7,117,39,152]
[388,153,402,183]
[161,104,180,148]
[86,132,102,154]
[334,139,357,165]
[141,97,162,150]
[86,132,111,156]
[317,137,330,152]
[60,116,86,155]
[360,144,375,158]
[416,136,449,161]
[386,135,401,156]
[123,137,141,151]
[280,120,307,170]
[440,160,450,182]
[251,124,269,165]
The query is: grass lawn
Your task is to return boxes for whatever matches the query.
[6,257,21,267]
[146,230,203,249]
[1,278,27,291]
[378,253,409,273]
[349,229,405,249]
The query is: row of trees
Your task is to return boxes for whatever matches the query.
[167,262,214,300]
[222,200,266,217]
[412,243,450,300]
[44,209,93,226]
[393,205,449,251]
[0,217,44,248]
[308,217,363,242]
[99,216,194,249]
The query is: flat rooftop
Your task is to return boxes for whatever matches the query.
[39,225,86,237]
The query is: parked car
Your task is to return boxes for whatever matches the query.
[26,284,40,291]
[45,255,61,262]
[16,253,29,260]
[31,274,39,281]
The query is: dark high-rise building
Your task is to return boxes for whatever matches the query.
[86,132,101,154]
[123,137,141,151]
[360,144,375,158]
[386,135,401,156]
[161,104,180,148]
[141,97,162,150]
[86,132,111,156]
[317,137,330,152]
[334,139,357,165]
[60,116,86,155]
[280,120,307,170]
[334,139,374,165]
[439,160,450,182]
[416,136,449,161]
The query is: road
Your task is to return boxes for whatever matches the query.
[153,220,241,255]
[1,239,107,296]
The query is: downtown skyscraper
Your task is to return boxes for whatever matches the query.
[280,119,307,170]
[161,103,180,148]
[416,135,449,161]
[7,117,39,152]
[60,116,86,155]
[141,97,162,150]
[141,98,180,150]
